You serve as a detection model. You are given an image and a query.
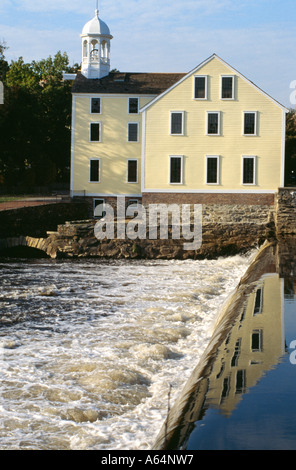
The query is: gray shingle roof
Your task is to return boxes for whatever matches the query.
[72,71,186,95]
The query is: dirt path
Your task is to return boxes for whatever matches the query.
[0,198,63,211]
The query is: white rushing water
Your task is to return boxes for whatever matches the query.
[0,253,254,450]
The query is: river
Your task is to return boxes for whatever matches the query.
[0,253,253,450]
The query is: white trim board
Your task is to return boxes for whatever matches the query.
[72,193,142,198]
[70,95,76,197]
[73,93,157,99]
[142,189,276,194]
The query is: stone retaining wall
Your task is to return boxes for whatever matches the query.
[0,201,89,238]
[1,213,272,260]
[0,189,295,260]
[142,192,275,206]
[275,188,296,236]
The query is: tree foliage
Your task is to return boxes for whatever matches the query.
[0,41,9,83]
[0,45,79,193]
[285,109,296,186]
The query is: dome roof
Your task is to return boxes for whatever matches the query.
[81,10,112,37]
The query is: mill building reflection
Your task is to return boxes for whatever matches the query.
[153,240,296,450]
[207,273,284,416]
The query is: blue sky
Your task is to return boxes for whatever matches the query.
[1,0,296,107]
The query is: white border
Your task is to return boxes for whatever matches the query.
[128,97,139,114]
[73,93,156,99]
[142,189,275,194]
[242,155,256,185]
[127,159,139,183]
[90,97,101,114]
[169,155,184,184]
[89,122,101,142]
[243,111,257,136]
[281,109,286,187]
[170,111,185,135]
[206,155,220,184]
[207,111,221,135]
[141,110,146,193]
[127,122,139,142]
[193,75,208,100]
[89,158,101,183]
[72,192,142,197]
[70,95,75,197]
[220,75,235,100]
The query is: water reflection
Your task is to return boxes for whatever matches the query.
[153,239,296,450]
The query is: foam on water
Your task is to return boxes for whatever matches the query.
[0,253,254,450]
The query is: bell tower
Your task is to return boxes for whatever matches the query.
[81,4,113,79]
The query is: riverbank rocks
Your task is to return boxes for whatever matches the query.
[10,215,271,260]
[1,189,295,260]
[276,188,296,236]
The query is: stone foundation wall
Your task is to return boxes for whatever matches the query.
[77,193,275,225]
[275,187,296,236]
[142,192,275,206]
[0,202,89,238]
[4,212,273,260]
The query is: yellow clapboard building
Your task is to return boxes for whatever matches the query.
[68,8,288,216]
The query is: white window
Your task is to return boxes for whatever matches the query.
[90,122,101,142]
[128,122,139,142]
[194,75,208,100]
[91,97,101,114]
[127,199,139,208]
[242,156,256,185]
[251,329,263,352]
[236,370,246,395]
[127,159,138,183]
[170,111,184,135]
[89,158,100,183]
[221,75,234,100]
[94,198,105,218]
[243,111,257,135]
[128,97,139,114]
[207,111,221,135]
[169,155,183,184]
[206,155,220,184]
[253,287,263,315]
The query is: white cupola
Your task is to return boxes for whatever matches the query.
[81,6,113,79]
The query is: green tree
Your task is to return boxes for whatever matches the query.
[6,57,39,90]
[0,40,9,83]
[285,109,296,186]
[0,49,78,193]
